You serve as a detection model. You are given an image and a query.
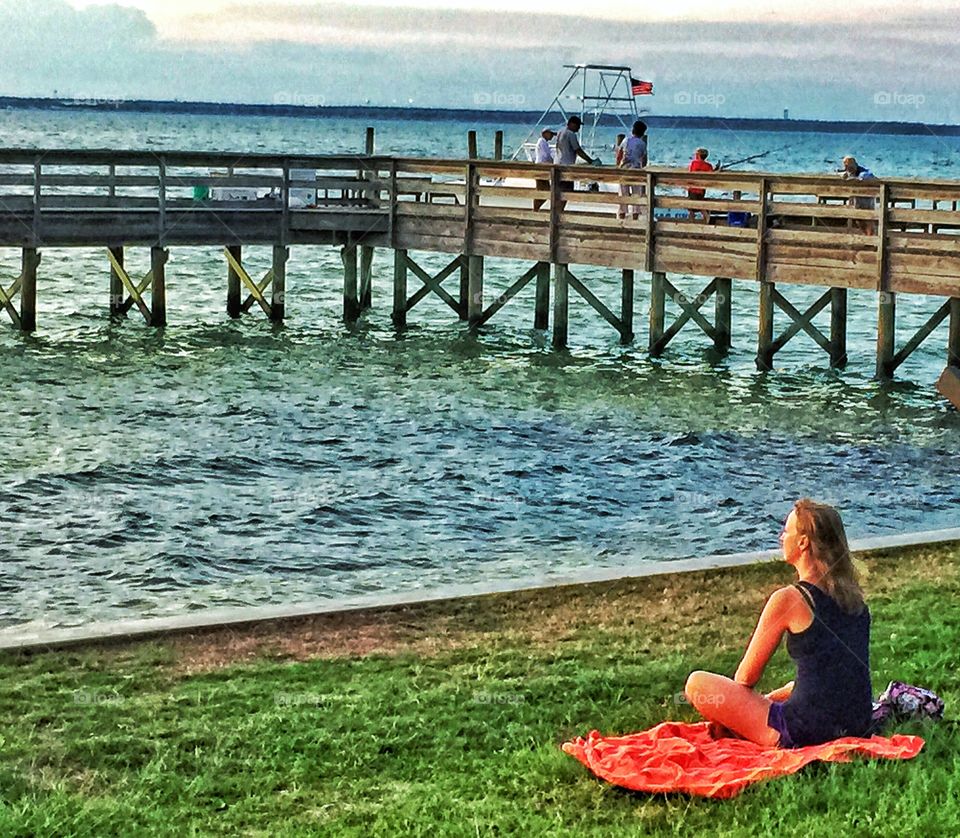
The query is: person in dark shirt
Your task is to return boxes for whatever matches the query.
[684,499,872,747]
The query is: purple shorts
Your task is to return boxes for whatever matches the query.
[767,701,797,749]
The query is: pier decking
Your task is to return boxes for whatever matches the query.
[1,146,959,383]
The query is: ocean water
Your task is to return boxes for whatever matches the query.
[1,109,958,632]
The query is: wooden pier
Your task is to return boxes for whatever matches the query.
[1,146,959,386]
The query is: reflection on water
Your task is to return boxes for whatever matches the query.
[0,112,958,630]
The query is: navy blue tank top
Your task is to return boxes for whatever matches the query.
[781,581,872,746]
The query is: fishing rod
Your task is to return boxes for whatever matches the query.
[716,144,792,171]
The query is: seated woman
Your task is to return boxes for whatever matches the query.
[684,499,872,748]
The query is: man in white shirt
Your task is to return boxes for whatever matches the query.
[555,116,594,166]
[535,128,555,164]
[533,128,555,211]
[617,120,648,220]
[555,116,594,211]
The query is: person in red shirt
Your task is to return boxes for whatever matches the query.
[688,147,719,221]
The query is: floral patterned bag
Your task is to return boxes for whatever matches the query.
[871,681,945,732]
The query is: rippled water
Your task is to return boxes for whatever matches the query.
[1,110,958,631]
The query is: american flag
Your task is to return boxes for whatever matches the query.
[631,78,654,96]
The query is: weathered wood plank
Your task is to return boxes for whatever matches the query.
[767,228,874,247]
[476,185,550,201]
[395,202,465,220]
[888,252,960,279]
[888,232,960,254]
[889,207,960,225]
[887,274,960,296]
[393,233,464,253]
[656,237,758,257]
[472,221,550,246]
[766,244,878,268]
[473,240,551,261]
[936,365,960,410]
[767,202,878,220]
[655,221,758,240]
[764,263,876,290]
[556,245,643,269]
[654,197,761,213]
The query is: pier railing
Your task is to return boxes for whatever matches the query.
[391,158,960,299]
[1,148,959,298]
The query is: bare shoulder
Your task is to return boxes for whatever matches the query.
[767,585,815,632]
[764,585,808,617]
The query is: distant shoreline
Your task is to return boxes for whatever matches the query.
[3,96,960,137]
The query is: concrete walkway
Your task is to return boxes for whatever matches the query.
[2,526,958,653]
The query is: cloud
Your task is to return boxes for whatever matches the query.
[0,0,958,122]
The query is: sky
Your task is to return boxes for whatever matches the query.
[3,0,960,122]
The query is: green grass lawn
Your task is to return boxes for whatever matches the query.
[2,543,959,837]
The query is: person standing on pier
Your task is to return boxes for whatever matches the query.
[556,115,595,211]
[613,133,626,166]
[840,155,878,235]
[616,120,648,220]
[687,147,718,222]
[533,128,556,212]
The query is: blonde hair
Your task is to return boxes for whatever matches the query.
[793,498,865,614]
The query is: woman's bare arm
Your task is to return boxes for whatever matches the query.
[765,681,795,702]
[733,587,794,688]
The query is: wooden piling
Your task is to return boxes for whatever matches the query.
[458,258,469,321]
[553,263,569,348]
[621,269,635,344]
[271,245,287,322]
[494,131,504,161]
[714,276,732,354]
[467,255,484,324]
[757,280,775,371]
[342,245,359,323]
[360,127,375,310]
[467,131,478,160]
[948,297,960,369]
[830,287,848,368]
[392,248,407,327]
[534,261,550,330]
[359,246,373,311]
[937,365,960,410]
[109,246,124,316]
[876,292,896,380]
[20,248,38,333]
[150,246,167,328]
[648,271,666,355]
[226,244,241,318]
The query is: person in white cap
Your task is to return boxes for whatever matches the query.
[533,128,556,211]
[535,128,556,164]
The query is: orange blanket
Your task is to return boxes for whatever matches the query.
[562,721,924,798]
